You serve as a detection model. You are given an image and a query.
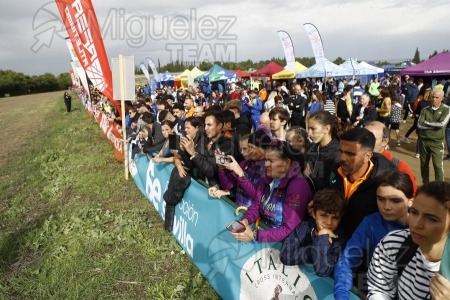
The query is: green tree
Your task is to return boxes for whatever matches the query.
[412,47,421,64]
[429,50,438,59]
[57,73,72,90]
[333,57,345,65]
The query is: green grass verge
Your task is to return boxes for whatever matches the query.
[0,95,220,300]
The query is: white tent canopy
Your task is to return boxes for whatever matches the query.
[340,58,380,76]
[297,59,353,78]
[359,61,384,74]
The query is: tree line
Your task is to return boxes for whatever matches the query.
[0,70,72,97]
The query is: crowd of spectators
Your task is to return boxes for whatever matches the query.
[81,74,450,299]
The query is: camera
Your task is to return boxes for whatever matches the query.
[215,154,232,166]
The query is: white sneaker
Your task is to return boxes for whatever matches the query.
[414,153,420,158]
[401,137,411,144]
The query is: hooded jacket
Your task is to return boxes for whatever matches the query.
[240,162,313,242]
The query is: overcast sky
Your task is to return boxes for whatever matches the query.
[1,0,449,75]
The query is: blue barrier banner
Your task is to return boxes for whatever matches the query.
[129,153,361,300]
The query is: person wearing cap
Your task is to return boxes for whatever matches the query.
[210,128,272,206]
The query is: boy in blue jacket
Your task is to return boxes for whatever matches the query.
[280,189,347,277]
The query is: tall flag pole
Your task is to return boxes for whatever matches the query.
[55,0,119,114]
[277,31,296,73]
[303,23,326,71]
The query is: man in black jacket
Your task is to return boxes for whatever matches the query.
[287,84,308,128]
[325,127,393,236]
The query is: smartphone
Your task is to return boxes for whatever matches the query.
[169,134,180,150]
[180,130,187,138]
[215,154,232,166]
[226,220,246,233]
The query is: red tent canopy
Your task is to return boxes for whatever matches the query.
[251,62,284,78]
[232,69,251,78]
[400,52,450,76]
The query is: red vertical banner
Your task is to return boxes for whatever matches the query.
[55,0,118,112]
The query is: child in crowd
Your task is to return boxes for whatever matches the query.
[280,189,347,277]
[333,170,414,299]
[366,181,450,300]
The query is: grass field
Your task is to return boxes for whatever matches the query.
[0,91,219,299]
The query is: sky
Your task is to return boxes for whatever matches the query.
[1,0,449,75]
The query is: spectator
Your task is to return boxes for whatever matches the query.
[367,181,450,300]
[417,89,450,183]
[334,170,413,299]
[247,90,263,131]
[351,93,377,128]
[152,120,176,163]
[162,117,206,231]
[287,84,308,128]
[230,140,313,243]
[63,91,72,113]
[224,100,252,136]
[304,110,341,190]
[211,128,271,206]
[269,107,290,140]
[281,189,348,277]
[326,127,393,236]
[365,121,418,193]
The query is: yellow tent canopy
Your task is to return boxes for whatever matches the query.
[174,69,191,81]
[272,62,308,79]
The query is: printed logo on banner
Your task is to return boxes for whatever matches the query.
[240,248,317,300]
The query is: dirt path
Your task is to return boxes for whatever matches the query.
[0,91,64,166]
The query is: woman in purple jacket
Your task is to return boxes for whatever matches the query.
[230,139,313,243]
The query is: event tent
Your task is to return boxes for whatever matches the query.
[359,61,384,74]
[174,69,190,88]
[400,52,450,76]
[187,67,204,87]
[160,71,174,87]
[272,62,308,80]
[196,64,237,83]
[296,59,353,78]
[232,69,251,78]
[251,61,284,78]
[340,58,379,76]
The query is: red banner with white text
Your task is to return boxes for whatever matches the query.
[55,0,120,114]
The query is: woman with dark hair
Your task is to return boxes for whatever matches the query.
[162,116,206,231]
[367,181,450,300]
[152,120,176,162]
[308,90,325,115]
[334,169,414,299]
[304,110,341,190]
[229,139,313,243]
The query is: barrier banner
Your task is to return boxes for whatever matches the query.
[129,153,360,300]
[87,104,124,162]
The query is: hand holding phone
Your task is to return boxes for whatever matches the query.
[215,154,232,166]
[226,220,246,233]
[169,134,180,150]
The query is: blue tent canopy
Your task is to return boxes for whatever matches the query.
[297,59,353,78]
[196,64,238,83]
